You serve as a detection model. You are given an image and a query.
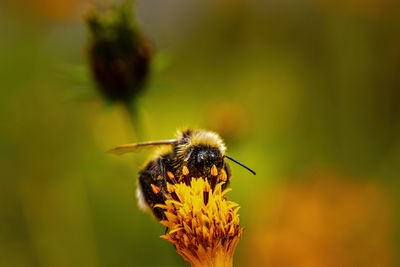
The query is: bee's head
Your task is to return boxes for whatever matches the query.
[185,145,225,178]
[174,128,255,179]
[174,129,226,178]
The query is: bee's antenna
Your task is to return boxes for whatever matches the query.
[224,155,256,175]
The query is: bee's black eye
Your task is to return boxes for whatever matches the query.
[197,153,205,164]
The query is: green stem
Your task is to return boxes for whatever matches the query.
[123,99,144,142]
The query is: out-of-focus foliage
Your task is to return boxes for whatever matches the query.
[0,0,399,266]
[247,170,394,267]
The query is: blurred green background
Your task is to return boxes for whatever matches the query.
[1,0,400,266]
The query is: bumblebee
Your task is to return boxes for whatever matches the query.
[108,128,255,220]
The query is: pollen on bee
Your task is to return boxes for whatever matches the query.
[182,166,189,176]
[151,184,160,194]
[220,169,227,182]
[211,164,218,176]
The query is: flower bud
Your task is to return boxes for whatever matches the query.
[86,2,152,103]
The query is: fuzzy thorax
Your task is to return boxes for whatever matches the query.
[156,179,243,267]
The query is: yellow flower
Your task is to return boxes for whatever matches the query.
[156,178,243,267]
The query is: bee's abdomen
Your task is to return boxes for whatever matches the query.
[138,173,166,220]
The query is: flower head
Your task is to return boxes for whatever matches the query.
[156,178,243,267]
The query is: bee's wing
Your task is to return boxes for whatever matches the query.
[107,139,180,155]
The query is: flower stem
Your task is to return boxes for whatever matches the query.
[123,99,144,141]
